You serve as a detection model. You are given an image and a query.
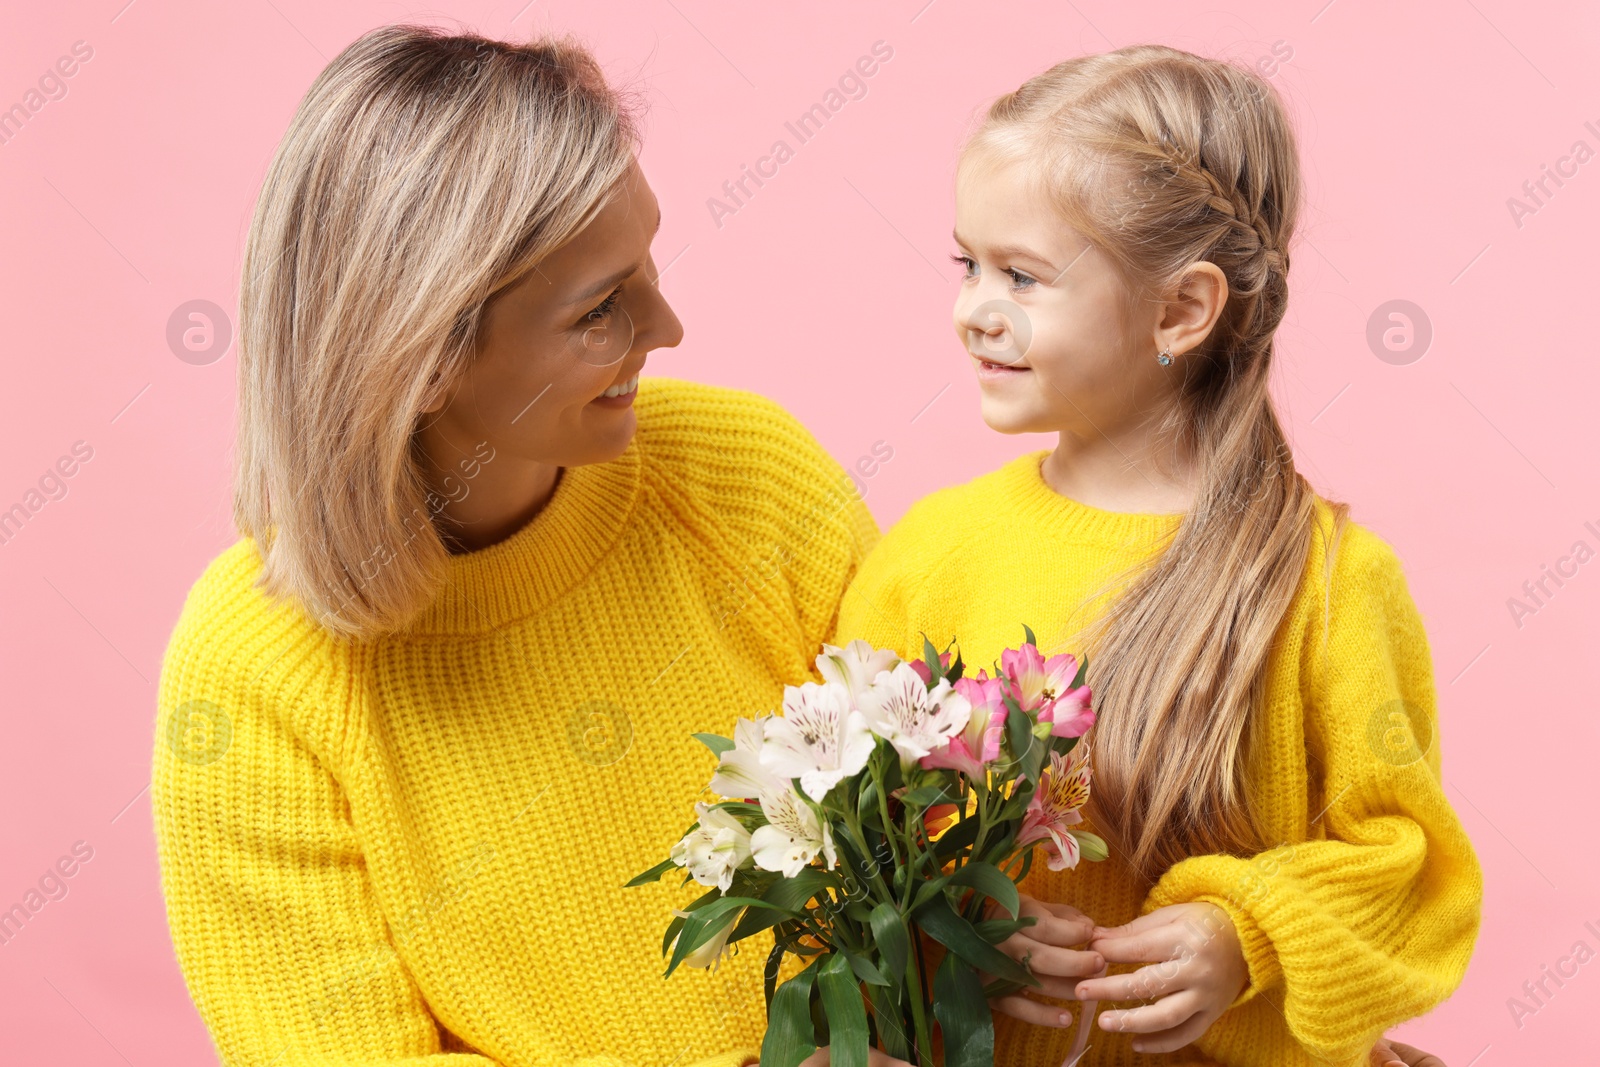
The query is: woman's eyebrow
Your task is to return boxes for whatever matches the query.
[563,204,664,307]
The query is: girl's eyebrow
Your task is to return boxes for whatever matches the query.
[952,230,1058,274]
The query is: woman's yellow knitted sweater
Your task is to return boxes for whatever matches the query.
[151,377,880,1067]
[834,450,1483,1067]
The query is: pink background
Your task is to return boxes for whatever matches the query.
[2,0,1596,1063]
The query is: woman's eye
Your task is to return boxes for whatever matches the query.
[585,286,623,323]
[949,252,977,279]
[1005,268,1036,291]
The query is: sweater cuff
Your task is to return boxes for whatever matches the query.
[1141,854,1284,1011]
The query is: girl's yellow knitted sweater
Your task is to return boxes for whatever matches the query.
[834,449,1483,1067]
[151,377,880,1067]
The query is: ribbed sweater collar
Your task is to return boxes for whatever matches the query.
[406,438,643,635]
[1000,449,1183,547]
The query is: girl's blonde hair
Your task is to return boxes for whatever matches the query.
[234,25,641,640]
[964,44,1348,885]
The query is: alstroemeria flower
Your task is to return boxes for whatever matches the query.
[816,640,902,706]
[670,802,753,892]
[1001,643,1094,737]
[759,681,875,802]
[710,716,789,800]
[668,904,744,972]
[750,782,838,877]
[1017,741,1094,871]
[920,669,1007,778]
[858,662,972,767]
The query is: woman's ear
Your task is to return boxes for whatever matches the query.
[418,370,450,415]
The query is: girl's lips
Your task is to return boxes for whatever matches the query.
[972,354,1030,377]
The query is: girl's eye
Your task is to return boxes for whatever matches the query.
[949,253,1036,291]
[1005,268,1036,291]
[584,286,623,324]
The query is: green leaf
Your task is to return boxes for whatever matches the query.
[868,903,909,989]
[908,874,950,915]
[972,916,1036,942]
[692,732,735,756]
[817,954,869,1067]
[764,942,786,1015]
[839,946,890,987]
[1069,652,1089,690]
[920,633,942,684]
[933,950,995,1067]
[931,814,982,863]
[864,981,911,1061]
[623,856,679,888]
[1021,623,1037,647]
[948,646,965,683]
[660,885,721,957]
[899,784,953,808]
[913,894,1035,987]
[729,868,836,943]
[664,896,786,977]
[761,962,819,1067]
[947,860,1020,920]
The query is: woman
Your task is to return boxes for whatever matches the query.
[152,25,875,1067]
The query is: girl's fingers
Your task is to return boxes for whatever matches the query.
[1091,909,1172,940]
[1094,988,1203,1037]
[1372,1038,1443,1067]
[1074,956,1185,1003]
[1098,995,1210,1053]
[1090,926,1182,965]
[992,993,1077,1028]
[1002,940,1105,979]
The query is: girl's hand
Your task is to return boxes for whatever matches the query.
[1369,1036,1446,1067]
[1074,902,1248,1054]
[797,1046,912,1067]
[983,892,1107,1027]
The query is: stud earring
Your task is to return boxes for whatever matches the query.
[1157,345,1173,366]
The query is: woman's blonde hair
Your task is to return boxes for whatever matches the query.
[964,45,1348,885]
[234,24,641,639]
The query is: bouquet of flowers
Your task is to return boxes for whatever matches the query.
[627,628,1107,1067]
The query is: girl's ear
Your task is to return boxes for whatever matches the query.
[1155,261,1230,359]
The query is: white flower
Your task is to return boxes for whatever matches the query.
[670,802,753,892]
[816,640,902,707]
[857,662,973,765]
[750,782,838,877]
[709,716,789,800]
[759,680,876,802]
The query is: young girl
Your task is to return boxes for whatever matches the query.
[834,46,1482,1066]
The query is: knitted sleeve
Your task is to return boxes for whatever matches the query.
[152,594,757,1067]
[1139,524,1484,1065]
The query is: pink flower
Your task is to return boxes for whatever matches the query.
[1017,741,1094,871]
[920,669,1007,779]
[1000,643,1094,738]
